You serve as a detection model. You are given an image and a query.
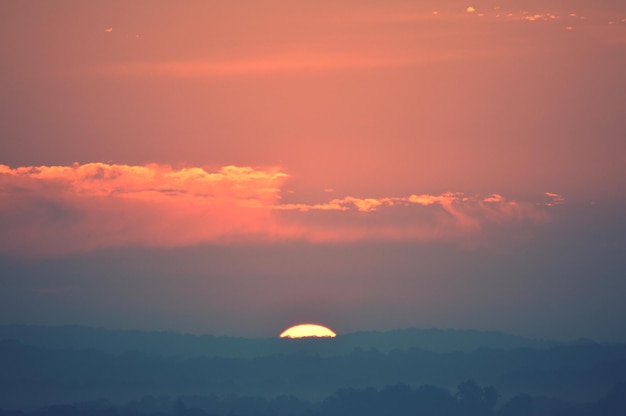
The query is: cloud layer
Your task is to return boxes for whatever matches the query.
[1,163,557,256]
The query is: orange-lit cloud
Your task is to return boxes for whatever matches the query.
[544,192,565,206]
[272,191,549,245]
[0,163,286,256]
[1,163,555,257]
[521,13,557,22]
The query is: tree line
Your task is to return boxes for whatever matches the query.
[1,380,624,416]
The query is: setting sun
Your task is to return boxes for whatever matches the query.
[280,324,337,338]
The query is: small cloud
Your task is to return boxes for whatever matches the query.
[466,6,476,14]
[523,14,548,22]
[323,188,335,193]
[483,194,505,203]
[566,26,574,30]
[104,27,113,33]
[432,11,439,16]
[544,192,565,206]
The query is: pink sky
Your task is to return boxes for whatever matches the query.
[1,0,625,341]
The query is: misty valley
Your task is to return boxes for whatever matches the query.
[1,326,625,415]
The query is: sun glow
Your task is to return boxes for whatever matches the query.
[279,324,337,338]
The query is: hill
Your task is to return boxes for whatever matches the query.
[0,325,556,358]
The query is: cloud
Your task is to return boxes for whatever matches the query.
[545,192,565,206]
[98,47,508,79]
[0,163,554,257]
[272,191,549,244]
[521,14,556,22]
[101,53,421,78]
[0,163,286,256]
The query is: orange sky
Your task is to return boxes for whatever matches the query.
[1,0,625,341]
[2,0,624,201]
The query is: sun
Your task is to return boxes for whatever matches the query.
[279,323,337,338]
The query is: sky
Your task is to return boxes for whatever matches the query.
[1,0,625,341]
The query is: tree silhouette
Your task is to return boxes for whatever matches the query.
[456,379,499,416]
[498,394,534,416]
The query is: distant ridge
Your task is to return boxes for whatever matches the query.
[0,325,557,358]
[338,327,557,353]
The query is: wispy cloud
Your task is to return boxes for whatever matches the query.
[1,163,554,256]
[91,3,620,80]
[101,52,432,78]
[545,192,565,206]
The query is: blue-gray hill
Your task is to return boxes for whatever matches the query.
[0,325,556,358]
